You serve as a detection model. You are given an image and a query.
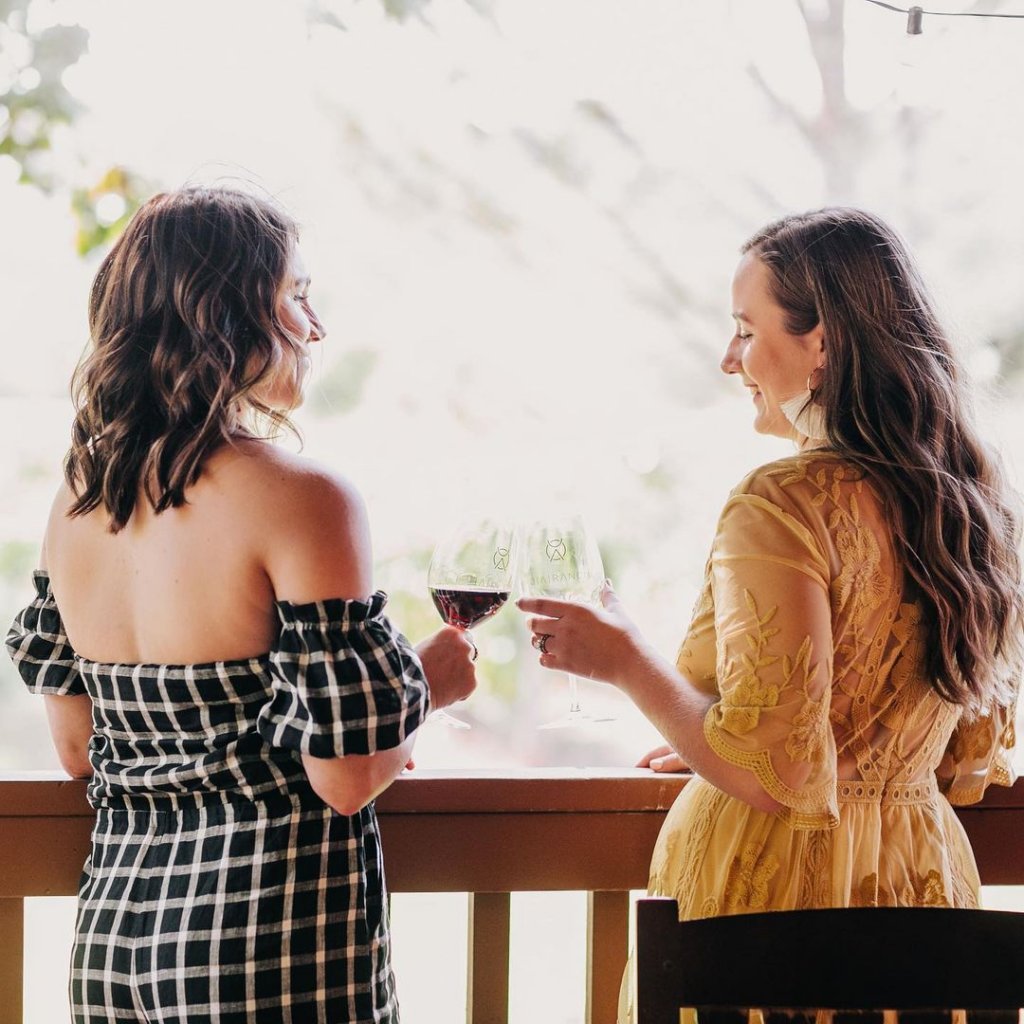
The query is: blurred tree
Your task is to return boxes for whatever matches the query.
[0,0,147,254]
[0,0,85,189]
[747,0,1023,388]
[70,164,145,256]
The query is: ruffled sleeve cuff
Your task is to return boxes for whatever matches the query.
[5,571,86,696]
[703,704,840,830]
[257,590,430,758]
[937,706,1018,807]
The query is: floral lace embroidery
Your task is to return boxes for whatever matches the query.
[949,715,996,763]
[715,587,826,765]
[657,786,729,918]
[833,498,889,615]
[698,896,720,918]
[849,872,879,908]
[785,636,828,764]
[716,590,782,737]
[797,828,832,908]
[850,869,950,908]
[886,603,926,695]
[677,569,718,689]
[724,843,780,913]
[661,453,1013,942]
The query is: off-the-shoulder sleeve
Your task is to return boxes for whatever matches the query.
[5,571,85,696]
[257,591,430,758]
[703,488,839,830]
[937,677,1019,806]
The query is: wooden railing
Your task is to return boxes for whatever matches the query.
[2,770,1023,1024]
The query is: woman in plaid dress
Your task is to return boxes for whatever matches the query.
[6,187,476,1023]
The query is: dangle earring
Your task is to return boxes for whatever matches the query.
[779,369,828,447]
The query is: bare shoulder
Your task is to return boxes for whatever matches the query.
[41,477,85,570]
[215,440,373,603]
[215,440,367,525]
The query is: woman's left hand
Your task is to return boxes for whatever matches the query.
[517,582,641,688]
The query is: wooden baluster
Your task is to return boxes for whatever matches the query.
[0,898,25,1024]
[466,891,511,1024]
[586,890,630,1024]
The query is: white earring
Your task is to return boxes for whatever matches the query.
[780,372,827,445]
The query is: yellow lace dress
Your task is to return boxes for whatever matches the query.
[619,453,1019,1023]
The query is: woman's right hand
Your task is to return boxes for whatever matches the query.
[416,626,478,711]
[636,743,690,773]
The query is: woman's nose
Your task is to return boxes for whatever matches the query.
[307,306,326,343]
[721,335,743,375]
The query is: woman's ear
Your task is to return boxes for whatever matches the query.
[809,322,826,370]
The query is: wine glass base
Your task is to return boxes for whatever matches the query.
[537,709,616,730]
[430,708,472,730]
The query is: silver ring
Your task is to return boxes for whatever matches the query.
[532,633,552,655]
[468,637,479,662]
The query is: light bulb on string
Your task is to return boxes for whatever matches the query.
[895,4,933,106]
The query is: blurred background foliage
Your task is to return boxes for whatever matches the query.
[0,0,147,251]
[0,0,86,189]
[1,0,1023,775]
[6,7,1024,1021]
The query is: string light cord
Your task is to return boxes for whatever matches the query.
[863,0,1024,18]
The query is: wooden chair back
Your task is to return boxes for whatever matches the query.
[636,897,1024,1024]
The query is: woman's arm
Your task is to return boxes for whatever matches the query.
[259,459,475,816]
[300,625,476,815]
[35,536,94,779]
[520,587,783,813]
[603,630,783,812]
[42,694,94,778]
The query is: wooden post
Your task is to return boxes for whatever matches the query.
[466,891,511,1024]
[586,890,630,1024]
[0,898,24,1024]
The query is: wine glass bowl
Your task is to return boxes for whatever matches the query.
[427,519,517,728]
[520,515,613,728]
[520,517,605,604]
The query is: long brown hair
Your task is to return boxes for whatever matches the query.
[66,186,303,532]
[744,207,1022,712]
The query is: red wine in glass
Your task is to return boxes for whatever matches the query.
[427,519,517,729]
[430,587,510,630]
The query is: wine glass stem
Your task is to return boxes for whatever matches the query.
[568,675,582,715]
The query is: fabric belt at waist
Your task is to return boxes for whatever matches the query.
[836,775,938,806]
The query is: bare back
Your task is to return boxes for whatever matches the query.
[43,439,371,665]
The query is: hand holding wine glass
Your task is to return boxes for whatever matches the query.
[519,514,616,728]
[415,627,478,713]
[426,518,516,728]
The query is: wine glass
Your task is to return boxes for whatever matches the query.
[427,518,517,728]
[520,514,614,728]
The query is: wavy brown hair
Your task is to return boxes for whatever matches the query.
[66,186,305,533]
[744,208,1023,712]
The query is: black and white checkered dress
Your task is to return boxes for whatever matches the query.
[6,570,430,1024]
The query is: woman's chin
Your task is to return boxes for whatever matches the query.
[753,413,798,442]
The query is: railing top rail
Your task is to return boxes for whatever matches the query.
[1,771,1022,817]
[0,768,690,816]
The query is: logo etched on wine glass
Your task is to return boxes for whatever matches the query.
[493,547,510,571]
[545,538,566,562]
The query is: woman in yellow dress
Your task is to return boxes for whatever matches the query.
[518,208,1022,1021]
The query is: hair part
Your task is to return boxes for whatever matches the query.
[744,207,1023,713]
[65,186,305,532]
